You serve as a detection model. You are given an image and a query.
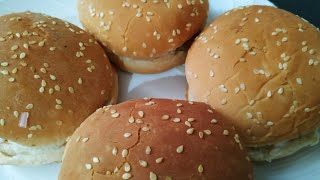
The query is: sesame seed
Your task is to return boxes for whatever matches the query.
[122,149,128,157]
[26,104,34,109]
[211,119,218,124]
[304,108,311,112]
[55,104,62,110]
[246,112,253,119]
[209,70,215,77]
[278,88,284,94]
[177,4,183,9]
[39,87,45,93]
[124,133,132,138]
[27,134,33,138]
[240,83,246,90]
[122,173,132,179]
[177,108,182,114]
[235,39,241,45]
[176,103,183,107]
[302,46,308,52]
[49,47,56,51]
[68,87,75,93]
[85,164,92,170]
[50,74,56,80]
[204,130,212,135]
[54,85,61,91]
[40,68,47,73]
[138,111,144,117]
[142,42,147,48]
[23,44,29,49]
[38,41,45,46]
[296,78,303,85]
[155,157,164,164]
[82,137,89,142]
[112,147,118,155]
[139,160,148,167]
[188,118,195,122]
[124,162,131,172]
[111,113,120,118]
[223,130,229,136]
[185,121,191,127]
[19,52,26,59]
[128,116,135,123]
[8,77,15,82]
[41,80,47,87]
[92,157,100,163]
[221,99,227,105]
[11,45,19,51]
[198,164,204,173]
[114,167,119,174]
[309,59,315,65]
[258,9,263,13]
[122,47,128,52]
[146,146,151,155]
[266,121,274,126]
[186,128,194,134]
[309,49,315,55]
[267,90,273,98]
[0,119,5,126]
[239,58,246,62]
[0,62,8,67]
[176,145,184,153]
[173,118,181,123]
[150,172,157,180]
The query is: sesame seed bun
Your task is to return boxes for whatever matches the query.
[0,11,118,165]
[59,98,253,180]
[77,0,209,74]
[185,5,320,161]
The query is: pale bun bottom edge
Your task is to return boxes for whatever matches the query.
[108,49,187,74]
[248,129,319,162]
[0,140,65,165]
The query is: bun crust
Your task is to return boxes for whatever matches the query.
[59,98,252,180]
[78,0,209,73]
[186,6,320,147]
[0,12,118,164]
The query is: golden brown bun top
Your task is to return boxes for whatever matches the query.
[59,98,253,180]
[0,12,117,147]
[78,0,209,59]
[186,5,320,147]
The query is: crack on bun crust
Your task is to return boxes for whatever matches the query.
[59,98,253,180]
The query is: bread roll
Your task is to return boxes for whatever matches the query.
[78,0,209,73]
[0,11,118,165]
[185,5,320,161]
[59,98,252,180]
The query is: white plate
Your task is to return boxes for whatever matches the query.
[0,0,319,180]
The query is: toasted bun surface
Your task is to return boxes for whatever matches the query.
[59,98,252,180]
[0,12,118,165]
[186,5,320,149]
[78,0,209,73]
